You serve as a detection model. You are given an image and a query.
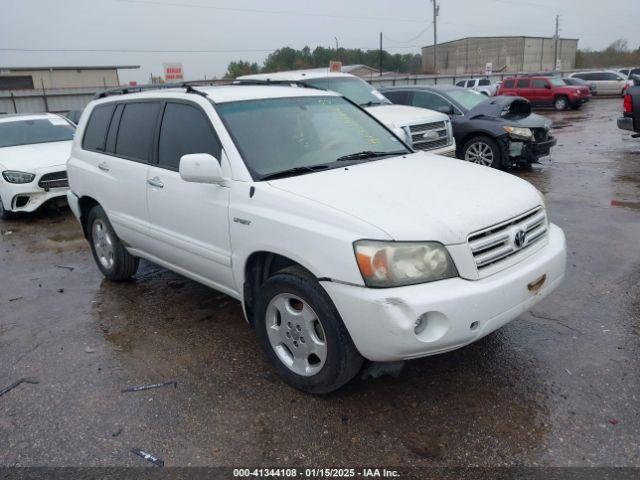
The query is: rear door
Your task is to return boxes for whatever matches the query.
[515,78,532,101]
[145,100,234,290]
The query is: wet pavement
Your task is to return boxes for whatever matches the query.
[1,98,639,467]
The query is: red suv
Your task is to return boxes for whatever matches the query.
[498,76,589,111]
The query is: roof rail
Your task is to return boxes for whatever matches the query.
[232,78,325,91]
[93,82,213,100]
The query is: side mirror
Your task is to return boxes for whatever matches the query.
[179,153,225,184]
[436,105,454,115]
[545,84,551,89]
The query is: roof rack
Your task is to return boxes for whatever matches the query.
[93,81,216,100]
[232,78,325,91]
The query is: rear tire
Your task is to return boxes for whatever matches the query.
[254,266,364,394]
[554,96,569,111]
[462,136,502,169]
[87,205,139,281]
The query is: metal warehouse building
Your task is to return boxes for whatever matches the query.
[0,65,140,90]
[422,36,578,74]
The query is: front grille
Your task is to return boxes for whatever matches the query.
[468,207,547,271]
[408,121,452,151]
[532,128,549,143]
[38,171,68,190]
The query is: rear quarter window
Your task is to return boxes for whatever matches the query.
[82,104,115,152]
[503,79,515,88]
[516,79,530,88]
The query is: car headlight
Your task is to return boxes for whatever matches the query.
[354,240,458,287]
[503,126,533,141]
[2,170,35,184]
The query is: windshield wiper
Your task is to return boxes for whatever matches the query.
[260,165,330,181]
[335,150,407,162]
[360,101,386,107]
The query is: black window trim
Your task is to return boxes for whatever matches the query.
[154,99,224,173]
[81,102,116,153]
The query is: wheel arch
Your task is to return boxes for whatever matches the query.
[78,195,100,239]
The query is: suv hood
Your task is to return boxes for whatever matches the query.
[0,141,72,172]
[365,104,449,128]
[268,153,542,245]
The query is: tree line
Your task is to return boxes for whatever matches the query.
[575,39,640,69]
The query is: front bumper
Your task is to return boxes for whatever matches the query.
[1,183,68,213]
[424,142,456,158]
[322,224,566,362]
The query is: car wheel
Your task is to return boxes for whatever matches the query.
[87,205,139,281]
[554,96,569,111]
[254,266,364,394]
[463,136,502,169]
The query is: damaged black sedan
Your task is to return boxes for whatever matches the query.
[381,85,556,169]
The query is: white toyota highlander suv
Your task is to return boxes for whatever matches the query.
[237,70,456,157]
[67,84,566,393]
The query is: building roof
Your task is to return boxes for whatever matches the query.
[422,36,579,49]
[0,66,140,72]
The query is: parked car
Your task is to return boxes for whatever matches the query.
[381,86,556,169]
[455,78,498,96]
[236,70,456,156]
[618,80,640,137]
[66,84,566,393]
[569,70,628,96]
[561,77,597,96]
[616,68,639,79]
[498,76,585,111]
[65,109,84,126]
[0,113,75,219]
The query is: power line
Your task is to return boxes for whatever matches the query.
[115,0,429,23]
[383,26,432,44]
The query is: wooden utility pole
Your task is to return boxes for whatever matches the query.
[553,15,560,70]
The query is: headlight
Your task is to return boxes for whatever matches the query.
[354,240,458,287]
[503,126,533,141]
[2,171,35,184]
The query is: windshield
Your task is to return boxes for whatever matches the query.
[447,89,487,110]
[301,77,391,107]
[0,118,75,148]
[550,78,566,86]
[217,96,409,180]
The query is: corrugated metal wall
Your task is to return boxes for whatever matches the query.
[0,87,97,114]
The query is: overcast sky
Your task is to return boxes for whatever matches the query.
[1,0,638,83]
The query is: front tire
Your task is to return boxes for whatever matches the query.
[254,267,364,393]
[554,96,569,111]
[0,197,14,220]
[462,136,502,169]
[87,205,139,281]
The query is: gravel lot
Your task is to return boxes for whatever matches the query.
[1,98,639,468]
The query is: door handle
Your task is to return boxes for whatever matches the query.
[147,177,164,188]
[98,162,110,172]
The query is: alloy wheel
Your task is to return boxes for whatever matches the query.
[464,142,495,166]
[92,219,115,270]
[265,293,327,376]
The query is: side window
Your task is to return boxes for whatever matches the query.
[158,102,222,170]
[382,90,409,104]
[105,104,124,153]
[456,81,466,87]
[604,72,622,81]
[411,91,451,111]
[466,80,475,87]
[504,79,515,88]
[516,79,530,88]
[478,79,490,86]
[82,104,115,152]
[532,79,548,89]
[115,102,161,162]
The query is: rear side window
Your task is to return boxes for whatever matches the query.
[382,90,409,104]
[532,79,548,88]
[157,102,222,170]
[115,102,161,162]
[516,79,530,88]
[456,81,466,87]
[503,79,515,88]
[82,104,115,152]
[478,79,490,86]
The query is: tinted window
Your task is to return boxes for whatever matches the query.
[532,79,548,88]
[411,91,451,111]
[516,79,530,88]
[115,102,161,161]
[158,103,222,170]
[83,104,115,152]
[504,79,515,88]
[603,72,623,80]
[456,81,466,87]
[478,79,490,86]
[0,117,75,148]
[381,90,409,104]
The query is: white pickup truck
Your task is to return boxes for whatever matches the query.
[67,84,566,393]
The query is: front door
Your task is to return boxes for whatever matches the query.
[145,101,234,292]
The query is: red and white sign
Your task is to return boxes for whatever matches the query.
[329,61,342,73]
[163,63,184,82]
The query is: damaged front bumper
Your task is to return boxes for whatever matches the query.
[502,135,557,166]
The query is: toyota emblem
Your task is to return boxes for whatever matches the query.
[514,230,526,248]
